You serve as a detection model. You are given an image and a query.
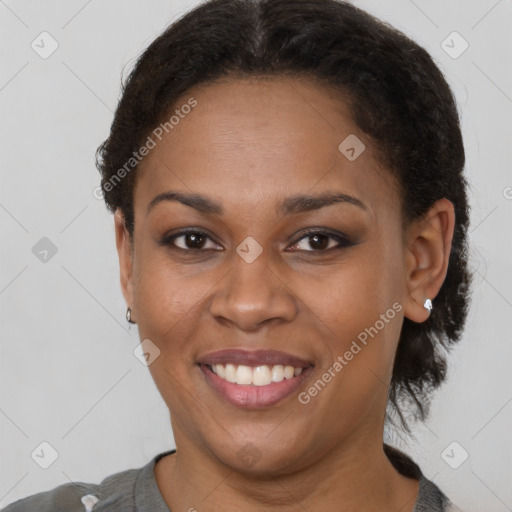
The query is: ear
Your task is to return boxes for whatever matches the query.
[402,198,455,323]
[114,209,135,318]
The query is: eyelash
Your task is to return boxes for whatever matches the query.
[159,228,354,254]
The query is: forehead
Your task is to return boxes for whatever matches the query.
[134,76,400,220]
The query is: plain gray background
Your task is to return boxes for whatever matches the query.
[1,0,511,510]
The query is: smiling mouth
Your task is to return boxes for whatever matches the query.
[206,363,305,386]
[199,362,314,408]
[197,348,314,407]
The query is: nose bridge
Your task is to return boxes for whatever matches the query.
[210,244,297,330]
[231,251,274,303]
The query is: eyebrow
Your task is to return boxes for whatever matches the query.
[147,190,368,216]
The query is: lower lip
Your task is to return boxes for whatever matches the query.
[199,364,313,409]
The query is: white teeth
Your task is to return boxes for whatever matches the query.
[236,365,253,385]
[215,364,226,379]
[225,363,237,383]
[271,364,284,382]
[253,365,272,386]
[209,363,306,385]
[284,365,295,379]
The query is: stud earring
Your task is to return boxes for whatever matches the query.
[126,307,136,324]
[423,298,433,314]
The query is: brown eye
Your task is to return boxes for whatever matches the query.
[304,233,331,250]
[178,232,207,249]
[288,230,353,252]
[161,230,222,251]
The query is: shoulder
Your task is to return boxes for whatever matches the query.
[414,475,458,512]
[1,465,142,512]
[384,444,461,512]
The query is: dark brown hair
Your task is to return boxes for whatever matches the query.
[95,0,472,431]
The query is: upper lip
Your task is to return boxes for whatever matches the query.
[197,349,313,368]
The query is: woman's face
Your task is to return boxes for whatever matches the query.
[116,76,437,474]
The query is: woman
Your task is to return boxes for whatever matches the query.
[3,0,471,510]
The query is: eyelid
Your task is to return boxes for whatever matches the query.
[160,227,353,252]
[159,228,222,251]
[286,228,352,251]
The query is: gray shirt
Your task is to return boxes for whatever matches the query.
[2,448,459,511]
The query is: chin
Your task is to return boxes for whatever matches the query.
[203,429,313,476]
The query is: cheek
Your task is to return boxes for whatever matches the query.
[131,246,210,359]
[311,241,401,340]
[131,252,211,414]
[309,236,404,405]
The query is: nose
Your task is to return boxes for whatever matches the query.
[209,250,298,332]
